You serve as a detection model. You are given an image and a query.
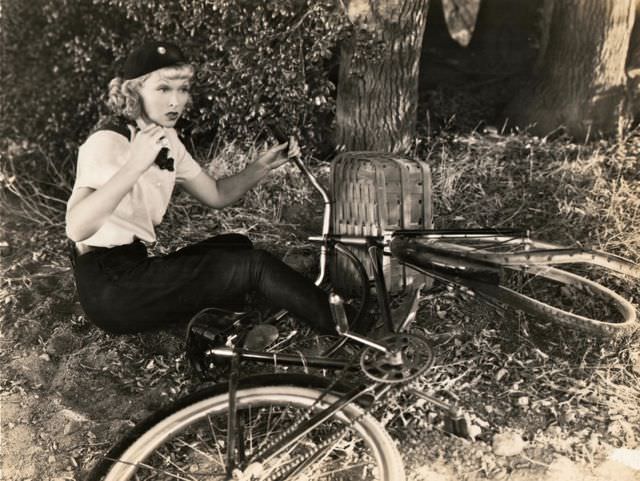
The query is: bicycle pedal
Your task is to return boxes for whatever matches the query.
[242,324,279,350]
[444,409,472,438]
[189,307,254,330]
[186,310,244,379]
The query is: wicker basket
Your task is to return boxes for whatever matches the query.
[330,151,434,294]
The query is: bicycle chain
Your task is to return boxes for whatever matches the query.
[255,379,420,481]
[240,352,362,466]
[238,336,429,479]
[262,427,348,481]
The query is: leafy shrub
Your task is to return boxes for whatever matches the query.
[1,0,352,222]
[1,0,135,157]
[97,0,351,149]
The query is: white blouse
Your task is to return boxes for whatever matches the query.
[68,127,202,249]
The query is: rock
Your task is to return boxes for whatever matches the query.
[492,431,525,456]
[608,447,640,470]
[0,240,11,256]
[60,408,89,435]
[545,425,563,437]
[468,424,482,441]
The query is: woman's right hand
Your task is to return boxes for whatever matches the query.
[127,124,167,172]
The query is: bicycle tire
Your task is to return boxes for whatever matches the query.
[85,373,405,481]
[391,236,640,337]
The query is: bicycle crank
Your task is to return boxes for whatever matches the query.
[360,333,434,383]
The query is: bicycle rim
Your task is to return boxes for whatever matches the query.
[391,236,640,337]
[477,265,637,337]
[87,376,404,481]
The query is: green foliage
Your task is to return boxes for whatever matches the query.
[1,0,350,160]
[1,0,133,156]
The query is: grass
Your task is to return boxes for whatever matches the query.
[1,127,640,479]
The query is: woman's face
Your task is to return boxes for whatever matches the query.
[137,66,192,127]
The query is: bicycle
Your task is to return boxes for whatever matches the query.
[85,147,640,481]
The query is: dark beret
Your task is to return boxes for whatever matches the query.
[122,42,188,80]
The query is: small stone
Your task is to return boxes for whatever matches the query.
[545,425,563,437]
[608,447,640,470]
[561,410,576,424]
[492,431,525,456]
[468,424,482,440]
[0,240,11,256]
[629,350,640,376]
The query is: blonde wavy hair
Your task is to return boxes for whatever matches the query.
[106,65,195,120]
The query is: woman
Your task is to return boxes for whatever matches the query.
[66,41,335,336]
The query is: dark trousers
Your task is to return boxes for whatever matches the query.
[71,234,335,335]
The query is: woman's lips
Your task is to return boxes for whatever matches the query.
[166,112,179,121]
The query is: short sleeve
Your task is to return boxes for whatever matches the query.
[175,150,202,183]
[74,131,129,190]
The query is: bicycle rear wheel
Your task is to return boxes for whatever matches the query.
[391,232,640,337]
[86,374,404,481]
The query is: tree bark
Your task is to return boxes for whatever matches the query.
[505,0,635,140]
[626,0,640,120]
[335,0,429,153]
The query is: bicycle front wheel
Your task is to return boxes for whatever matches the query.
[391,233,640,337]
[86,374,404,481]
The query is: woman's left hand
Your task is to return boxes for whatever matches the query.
[254,137,301,173]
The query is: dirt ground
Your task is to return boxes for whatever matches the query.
[2,336,640,480]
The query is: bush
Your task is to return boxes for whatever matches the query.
[1,0,135,157]
[1,0,351,222]
[97,0,350,149]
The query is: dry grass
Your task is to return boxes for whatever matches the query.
[418,129,640,261]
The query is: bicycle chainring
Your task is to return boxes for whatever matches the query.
[360,333,434,383]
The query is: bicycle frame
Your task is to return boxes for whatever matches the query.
[204,151,640,478]
[203,156,481,478]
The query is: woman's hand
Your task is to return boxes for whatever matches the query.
[127,124,167,172]
[287,137,301,159]
[253,137,300,173]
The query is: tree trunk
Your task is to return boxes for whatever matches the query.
[626,0,640,120]
[335,0,429,153]
[505,0,635,140]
